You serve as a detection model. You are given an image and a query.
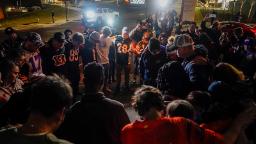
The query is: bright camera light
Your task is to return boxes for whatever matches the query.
[86,10,95,18]
[6,7,12,12]
[159,0,168,8]
[107,18,114,26]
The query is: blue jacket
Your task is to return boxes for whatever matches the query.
[182,54,213,91]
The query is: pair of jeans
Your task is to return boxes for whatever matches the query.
[109,60,116,82]
[116,64,130,89]
[102,63,110,88]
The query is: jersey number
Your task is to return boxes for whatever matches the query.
[69,49,79,62]
[52,54,66,66]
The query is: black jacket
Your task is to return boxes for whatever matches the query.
[182,54,213,91]
[139,48,168,86]
[80,39,96,66]
[200,20,221,46]
[40,40,68,76]
[56,92,130,144]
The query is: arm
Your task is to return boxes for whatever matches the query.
[116,105,131,144]
[129,25,139,41]
[185,60,211,90]
[222,104,256,144]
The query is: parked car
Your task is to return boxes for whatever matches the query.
[82,7,119,28]
[6,6,28,13]
[220,21,256,38]
[31,6,41,10]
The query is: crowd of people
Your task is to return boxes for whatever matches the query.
[0,9,256,144]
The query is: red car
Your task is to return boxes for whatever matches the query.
[220,21,256,38]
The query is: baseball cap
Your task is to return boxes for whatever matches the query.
[5,27,16,35]
[25,32,45,48]
[174,34,194,48]
[53,32,65,42]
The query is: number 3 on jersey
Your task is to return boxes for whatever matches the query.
[52,54,66,66]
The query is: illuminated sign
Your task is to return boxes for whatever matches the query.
[130,0,145,4]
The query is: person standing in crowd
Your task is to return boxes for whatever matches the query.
[186,91,212,124]
[121,85,256,144]
[115,27,131,92]
[157,61,191,100]
[201,15,221,45]
[96,26,113,93]
[129,23,144,43]
[0,75,73,144]
[6,48,27,68]
[166,99,195,120]
[22,32,45,76]
[139,38,168,87]
[65,32,84,102]
[56,62,130,144]
[5,48,29,83]
[0,60,23,107]
[51,11,55,23]
[40,32,67,76]
[175,34,212,90]
[108,38,116,84]
[83,26,96,40]
[158,33,168,46]
[185,23,200,45]
[200,15,222,62]
[0,27,23,59]
[131,31,151,84]
[80,31,100,66]
[64,29,73,43]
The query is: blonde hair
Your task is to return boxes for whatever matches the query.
[167,36,175,45]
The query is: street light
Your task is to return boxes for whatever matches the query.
[158,0,168,8]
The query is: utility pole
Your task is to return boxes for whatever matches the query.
[65,0,68,21]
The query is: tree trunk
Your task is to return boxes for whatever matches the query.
[239,0,244,15]
[248,1,256,21]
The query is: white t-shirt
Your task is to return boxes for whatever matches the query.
[96,35,113,64]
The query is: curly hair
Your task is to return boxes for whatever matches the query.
[132,85,164,116]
